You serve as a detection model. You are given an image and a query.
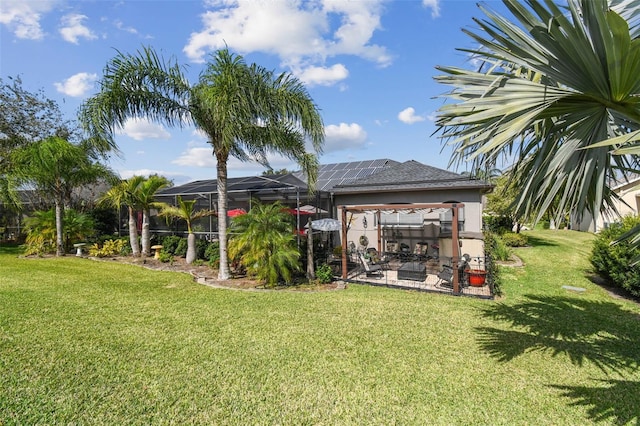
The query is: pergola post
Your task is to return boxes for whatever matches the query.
[452,204,460,295]
[377,210,382,254]
[341,208,348,280]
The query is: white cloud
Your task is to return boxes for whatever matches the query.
[54,72,97,97]
[116,118,171,141]
[118,169,188,181]
[183,0,391,84]
[398,107,426,124]
[296,63,349,86]
[173,144,299,176]
[0,0,57,40]
[59,13,97,44]
[114,19,138,34]
[422,0,441,18]
[324,123,367,152]
[173,146,216,168]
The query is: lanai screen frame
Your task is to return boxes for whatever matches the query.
[338,202,464,293]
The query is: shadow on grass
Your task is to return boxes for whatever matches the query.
[476,295,640,372]
[476,295,640,424]
[522,235,558,248]
[0,244,22,256]
[550,379,640,425]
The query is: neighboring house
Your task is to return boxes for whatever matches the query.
[572,175,640,232]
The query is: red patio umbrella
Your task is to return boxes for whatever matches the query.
[227,208,247,217]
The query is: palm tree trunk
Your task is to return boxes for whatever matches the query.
[141,208,150,256]
[55,200,65,257]
[186,232,196,264]
[128,206,140,256]
[217,155,230,280]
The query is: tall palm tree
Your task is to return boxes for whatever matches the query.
[12,136,115,256]
[228,201,300,287]
[80,47,324,280]
[434,0,640,226]
[158,196,215,264]
[98,176,145,257]
[135,175,171,256]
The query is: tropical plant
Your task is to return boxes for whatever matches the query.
[24,208,95,256]
[158,196,215,264]
[134,175,171,256]
[591,215,640,296]
[12,136,114,256]
[98,176,145,257]
[434,0,640,231]
[88,238,129,258]
[228,201,301,287]
[80,46,324,280]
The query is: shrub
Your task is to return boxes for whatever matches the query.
[161,236,183,256]
[89,239,129,257]
[204,242,220,267]
[175,238,188,258]
[158,251,174,264]
[483,215,513,234]
[590,215,640,297]
[483,232,503,296]
[316,263,334,284]
[195,238,209,260]
[501,232,528,247]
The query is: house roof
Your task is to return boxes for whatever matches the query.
[157,173,306,197]
[331,160,493,194]
[292,158,399,191]
[156,158,491,198]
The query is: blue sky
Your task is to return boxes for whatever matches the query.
[1,0,507,185]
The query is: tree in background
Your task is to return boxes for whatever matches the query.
[435,0,640,230]
[12,137,115,256]
[135,175,171,256]
[23,208,95,256]
[158,196,215,264]
[98,176,145,257]
[228,201,300,287]
[80,46,324,280]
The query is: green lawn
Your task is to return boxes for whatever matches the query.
[1,230,639,424]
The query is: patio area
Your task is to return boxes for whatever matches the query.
[338,255,494,299]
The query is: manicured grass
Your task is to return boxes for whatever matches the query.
[1,230,639,424]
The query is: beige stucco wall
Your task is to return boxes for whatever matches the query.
[335,188,487,257]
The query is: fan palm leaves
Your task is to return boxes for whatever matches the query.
[158,196,215,264]
[434,0,640,225]
[80,46,324,280]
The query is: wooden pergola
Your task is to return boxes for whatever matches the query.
[339,203,464,293]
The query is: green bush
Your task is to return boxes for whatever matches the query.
[175,238,188,258]
[483,215,513,234]
[161,235,183,256]
[590,215,640,297]
[158,251,174,264]
[316,263,334,284]
[484,232,511,262]
[195,238,209,260]
[204,242,220,267]
[483,232,503,296]
[501,232,528,247]
[89,239,129,257]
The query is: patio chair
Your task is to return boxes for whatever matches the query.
[436,254,471,289]
[358,253,383,278]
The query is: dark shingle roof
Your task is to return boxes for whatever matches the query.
[331,160,492,193]
[157,173,306,197]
